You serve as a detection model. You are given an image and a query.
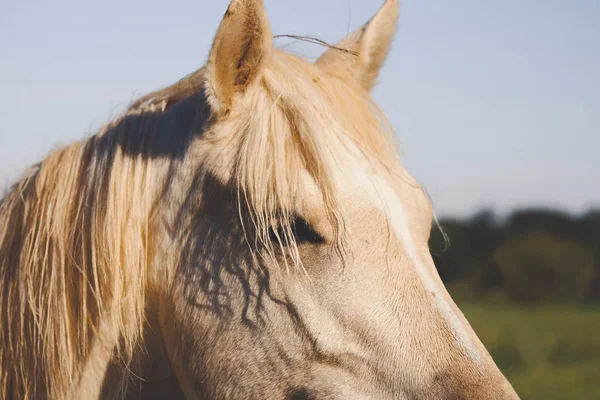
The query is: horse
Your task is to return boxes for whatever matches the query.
[0,0,520,398]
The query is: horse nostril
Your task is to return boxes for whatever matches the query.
[288,388,313,400]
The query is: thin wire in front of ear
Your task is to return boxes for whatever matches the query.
[273,34,359,57]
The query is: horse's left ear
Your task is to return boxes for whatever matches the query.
[207,0,272,112]
[316,0,399,91]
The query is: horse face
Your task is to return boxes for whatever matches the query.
[160,164,517,399]
[157,1,519,398]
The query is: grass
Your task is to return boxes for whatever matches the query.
[460,303,600,400]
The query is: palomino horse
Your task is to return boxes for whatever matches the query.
[0,0,519,398]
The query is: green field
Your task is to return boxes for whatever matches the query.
[460,304,600,400]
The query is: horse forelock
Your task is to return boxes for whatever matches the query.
[204,49,405,268]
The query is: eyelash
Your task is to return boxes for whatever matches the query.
[269,216,324,245]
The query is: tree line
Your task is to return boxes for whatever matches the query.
[430,208,600,304]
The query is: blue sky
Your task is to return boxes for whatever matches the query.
[1,0,598,217]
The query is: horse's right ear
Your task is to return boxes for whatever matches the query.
[206,0,272,113]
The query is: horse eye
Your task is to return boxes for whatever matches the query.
[269,216,324,245]
[291,217,324,244]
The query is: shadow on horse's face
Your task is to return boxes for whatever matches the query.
[153,1,520,399]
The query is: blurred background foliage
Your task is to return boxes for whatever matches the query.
[430,208,600,399]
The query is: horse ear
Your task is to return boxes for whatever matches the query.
[207,0,272,111]
[316,0,399,91]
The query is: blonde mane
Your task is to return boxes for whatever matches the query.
[0,103,167,398]
[0,47,402,398]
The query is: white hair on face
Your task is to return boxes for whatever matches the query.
[368,175,483,366]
